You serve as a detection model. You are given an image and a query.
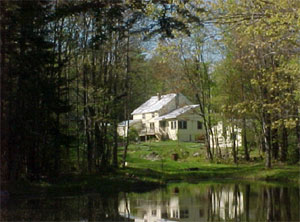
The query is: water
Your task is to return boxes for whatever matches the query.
[1,182,299,221]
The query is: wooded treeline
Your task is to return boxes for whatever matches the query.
[1,0,192,181]
[151,0,300,168]
[1,0,299,182]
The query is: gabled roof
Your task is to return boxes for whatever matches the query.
[131,93,177,115]
[155,105,199,121]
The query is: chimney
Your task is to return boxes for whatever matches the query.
[157,93,161,100]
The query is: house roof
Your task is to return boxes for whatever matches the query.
[155,105,199,121]
[118,119,141,127]
[131,93,177,115]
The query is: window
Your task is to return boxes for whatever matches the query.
[172,210,179,219]
[178,120,187,129]
[197,121,202,129]
[150,123,154,129]
[142,113,145,119]
[199,209,204,217]
[152,210,157,216]
[180,209,189,219]
[160,121,166,127]
[152,113,155,118]
[161,212,168,218]
[171,121,177,129]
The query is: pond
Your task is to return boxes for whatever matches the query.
[2,182,299,221]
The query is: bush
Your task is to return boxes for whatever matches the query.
[128,128,139,142]
[195,134,205,142]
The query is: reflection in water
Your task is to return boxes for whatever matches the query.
[119,184,299,222]
[2,193,131,221]
[119,185,244,221]
[2,183,299,221]
[210,185,244,220]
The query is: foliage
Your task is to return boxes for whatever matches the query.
[1,0,299,184]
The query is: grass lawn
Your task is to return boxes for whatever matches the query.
[119,140,300,185]
[6,140,299,196]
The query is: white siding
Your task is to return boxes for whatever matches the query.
[167,120,178,140]
[210,122,242,148]
[177,114,205,142]
[133,114,142,120]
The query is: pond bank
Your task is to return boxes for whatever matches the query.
[4,141,299,196]
[122,163,300,185]
[3,172,164,197]
[4,162,299,197]
[122,141,300,186]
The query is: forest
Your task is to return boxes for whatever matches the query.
[1,0,300,183]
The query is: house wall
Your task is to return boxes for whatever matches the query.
[166,119,178,140]
[133,113,143,120]
[177,114,205,142]
[209,122,242,148]
[133,112,158,122]
[162,113,205,142]
[132,112,159,136]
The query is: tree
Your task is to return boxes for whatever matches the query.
[212,0,300,167]
[1,0,71,180]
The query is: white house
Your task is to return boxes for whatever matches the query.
[209,122,242,148]
[118,93,205,142]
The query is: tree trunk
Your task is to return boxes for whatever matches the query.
[87,126,93,173]
[280,125,288,162]
[100,123,109,169]
[196,92,213,161]
[122,119,130,168]
[280,126,288,162]
[204,124,213,161]
[76,56,80,167]
[272,128,279,160]
[231,125,237,164]
[295,116,300,163]
[243,118,250,161]
[262,113,272,168]
[113,120,118,168]
[0,0,9,181]
[122,31,131,168]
